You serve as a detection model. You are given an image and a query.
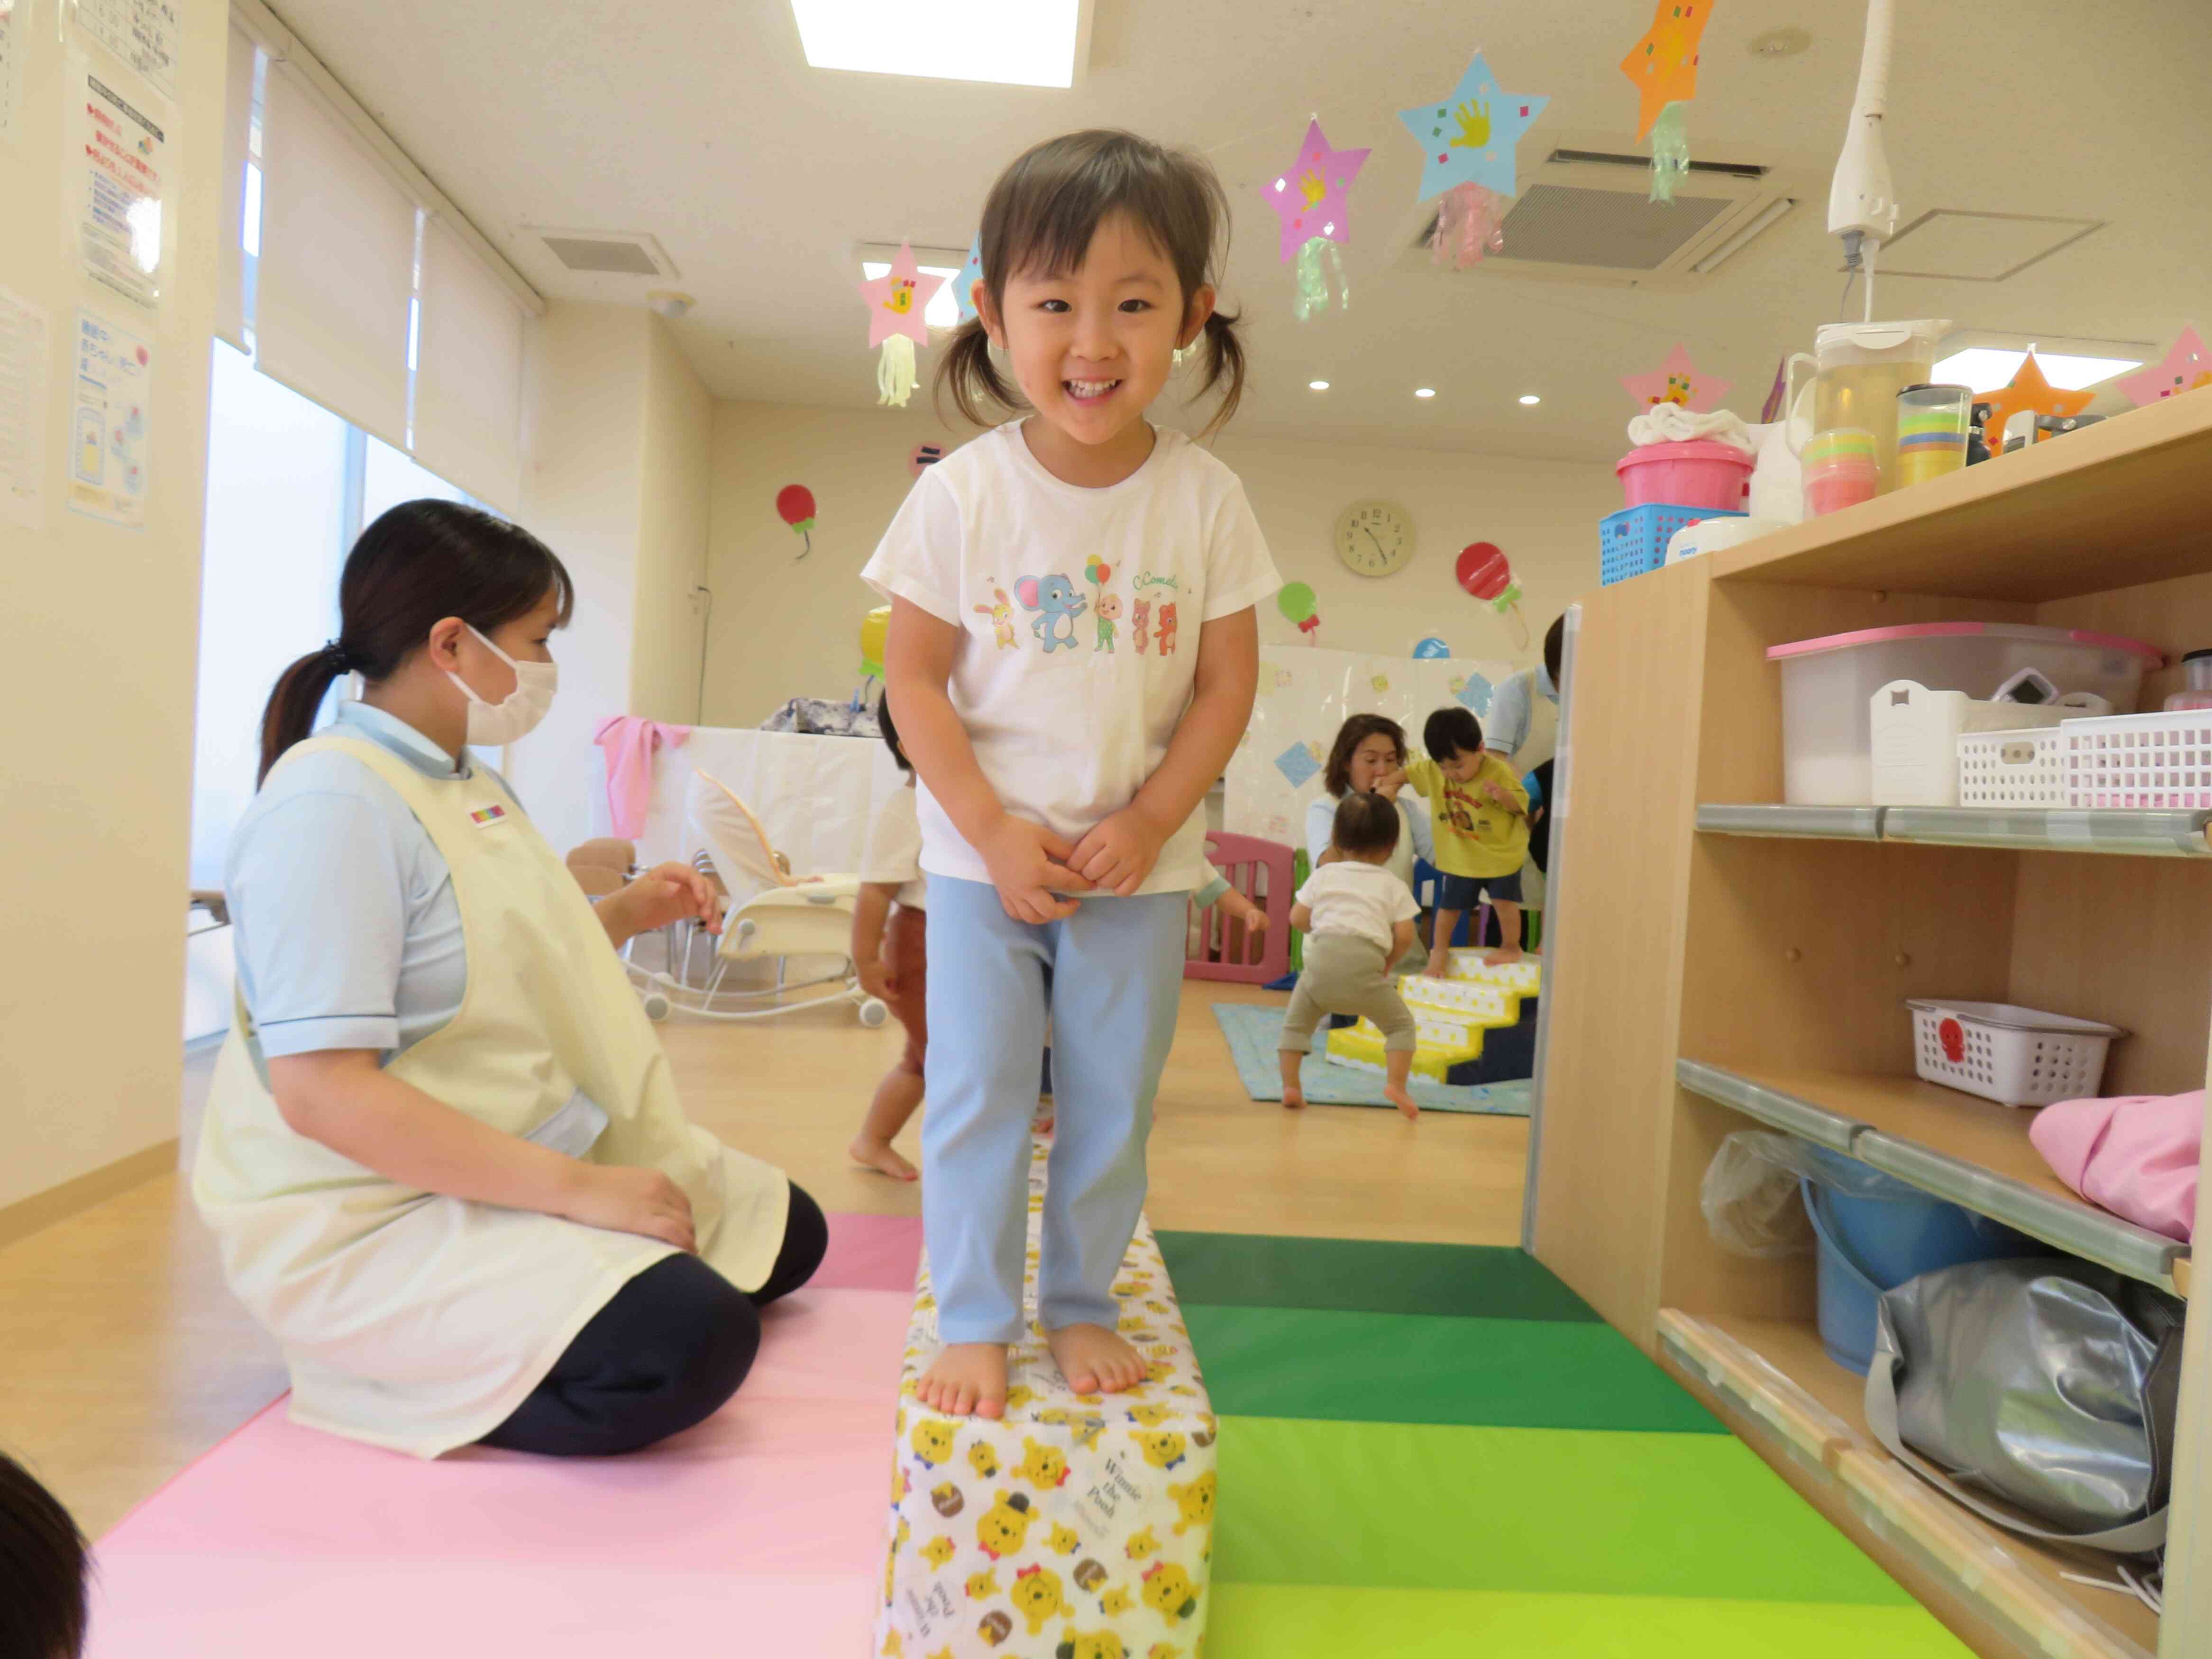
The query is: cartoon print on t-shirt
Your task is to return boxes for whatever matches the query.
[1015,573,1088,654]
[973,587,1018,650]
[1132,599,1152,655]
[1155,602,1179,656]
[1084,555,1120,653]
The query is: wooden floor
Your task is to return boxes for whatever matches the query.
[0,978,1528,1538]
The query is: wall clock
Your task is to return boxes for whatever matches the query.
[1334,499,1415,577]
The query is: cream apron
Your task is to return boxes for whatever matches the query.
[193,734,789,1458]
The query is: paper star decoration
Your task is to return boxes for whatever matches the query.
[1621,1,1713,141]
[1263,119,1370,263]
[1622,343,1730,412]
[859,243,945,349]
[1398,51,1550,201]
[1979,351,2093,447]
[953,235,985,326]
[2117,327,2211,407]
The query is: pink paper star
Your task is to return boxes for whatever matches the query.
[858,243,947,350]
[1262,119,1371,264]
[1622,342,1729,412]
[2117,327,2212,407]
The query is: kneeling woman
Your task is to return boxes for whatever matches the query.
[195,500,822,1458]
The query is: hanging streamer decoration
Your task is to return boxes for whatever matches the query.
[1622,2,1713,201]
[952,235,984,326]
[1262,119,1369,320]
[857,243,948,408]
[1398,51,1549,273]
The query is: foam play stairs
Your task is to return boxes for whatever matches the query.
[1326,950,1542,1085]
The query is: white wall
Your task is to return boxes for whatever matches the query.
[700,402,1614,743]
[0,0,229,1210]
[631,317,713,724]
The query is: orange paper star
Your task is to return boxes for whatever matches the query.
[1978,351,2094,450]
[1621,1,1713,141]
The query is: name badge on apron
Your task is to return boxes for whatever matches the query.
[469,804,511,829]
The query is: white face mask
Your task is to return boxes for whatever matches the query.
[447,624,558,746]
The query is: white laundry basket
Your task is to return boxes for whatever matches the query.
[1955,727,2069,808]
[1905,1000,2124,1108]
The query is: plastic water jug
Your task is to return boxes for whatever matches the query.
[1785,319,1952,496]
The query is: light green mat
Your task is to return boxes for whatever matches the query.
[1206,1586,1974,1659]
[1210,1415,1915,1606]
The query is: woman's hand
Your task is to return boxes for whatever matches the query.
[1069,805,1169,898]
[1374,766,1408,796]
[603,862,721,947]
[978,814,1090,924]
[561,1164,697,1252]
[1224,891,1267,935]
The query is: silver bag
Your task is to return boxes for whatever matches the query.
[1865,1258,2184,1555]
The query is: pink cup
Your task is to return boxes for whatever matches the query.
[1616,440,1754,510]
[1803,455,1879,517]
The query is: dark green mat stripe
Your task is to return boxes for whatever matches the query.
[1212,1416,1914,1605]
[1185,1304,1724,1433]
[1157,1230,1600,1322]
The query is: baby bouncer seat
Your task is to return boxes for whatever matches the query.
[626,769,889,1028]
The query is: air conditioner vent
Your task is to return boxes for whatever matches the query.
[526,227,679,279]
[1546,147,1768,181]
[1419,184,1734,271]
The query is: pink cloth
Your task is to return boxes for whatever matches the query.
[2030,1090,2202,1242]
[593,716,690,839]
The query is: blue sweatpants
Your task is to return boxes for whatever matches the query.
[922,876,1187,1345]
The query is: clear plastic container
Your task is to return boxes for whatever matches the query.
[1768,622,2161,805]
[2165,647,2212,712]
[1896,383,1972,487]
[1785,319,1952,495]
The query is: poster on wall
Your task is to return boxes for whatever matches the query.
[75,65,168,310]
[68,307,152,528]
[0,1,23,148]
[1224,646,1518,846]
[69,0,180,102]
[0,286,51,529]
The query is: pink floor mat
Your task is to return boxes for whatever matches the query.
[91,1212,923,1658]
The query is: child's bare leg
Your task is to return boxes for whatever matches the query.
[1484,901,1526,964]
[1385,1048,1419,1119]
[850,1067,923,1180]
[1279,1048,1307,1109]
[918,1343,1009,1418]
[1426,909,1460,975]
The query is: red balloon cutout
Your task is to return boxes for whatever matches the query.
[1455,540,1511,601]
[776,484,817,558]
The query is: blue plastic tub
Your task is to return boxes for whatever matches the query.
[1798,1146,2036,1374]
[1600,504,1745,585]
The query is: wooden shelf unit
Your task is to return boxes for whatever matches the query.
[1531,392,2212,1659]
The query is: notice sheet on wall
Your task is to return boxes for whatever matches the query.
[0,286,51,529]
[0,1,23,147]
[77,66,168,309]
[69,308,152,528]
[71,0,179,101]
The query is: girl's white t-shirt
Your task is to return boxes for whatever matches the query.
[861,421,1280,897]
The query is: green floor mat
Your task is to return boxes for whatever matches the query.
[1157,1230,1600,1322]
[1213,1416,1913,1605]
[1206,1586,1973,1658]
[1185,1304,1724,1433]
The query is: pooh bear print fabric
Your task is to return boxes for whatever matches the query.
[860,419,1281,901]
[877,1139,1217,1658]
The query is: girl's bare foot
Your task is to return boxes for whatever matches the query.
[1386,1084,1420,1120]
[1422,956,1451,978]
[1483,945,1525,966]
[1281,1086,1306,1110]
[1046,1323,1146,1395]
[918,1342,1008,1418]
[849,1135,918,1181]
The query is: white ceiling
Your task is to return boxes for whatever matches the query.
[273,0,2212,462]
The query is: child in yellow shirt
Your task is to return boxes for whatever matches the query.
[1392,706,1531,970]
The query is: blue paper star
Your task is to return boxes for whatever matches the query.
[1398,51,1550,201]
[954,235,985,325]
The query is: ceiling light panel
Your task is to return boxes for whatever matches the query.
[794,0,1085,88]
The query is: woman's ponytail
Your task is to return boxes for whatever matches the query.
[257,645,353,785]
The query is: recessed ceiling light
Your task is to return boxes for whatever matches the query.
[1307,380,1330,392]
[1414,387,1436,399]
[860,261,965,330]
[1518,394,1541,406]
[793,0,1084,88]
[1932,346,2142,393]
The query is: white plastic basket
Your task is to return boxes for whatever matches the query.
[1906,999,2124,1108]
[1956,727,2068,808]
[2062,709,2212,808]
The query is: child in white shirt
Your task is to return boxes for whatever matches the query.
[1280,793,1422,1120]
[864,130,1277,1419]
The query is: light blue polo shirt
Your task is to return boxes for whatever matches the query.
[227,702,509,1061]
[1483,663,1557,761]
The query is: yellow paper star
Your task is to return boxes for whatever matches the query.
[1621,1,1713,140]
[1979,351,2094,451]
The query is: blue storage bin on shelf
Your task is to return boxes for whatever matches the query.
[1797,1144,2038,1374]
[1600,504,1745,586]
